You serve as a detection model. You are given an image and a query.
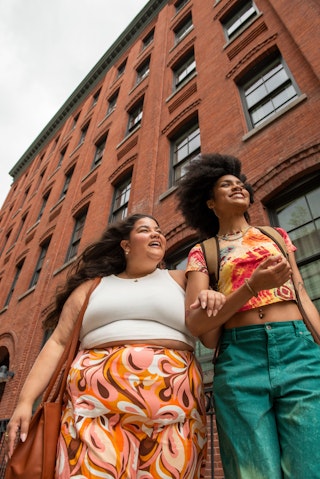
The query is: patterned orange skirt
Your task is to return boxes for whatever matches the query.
[55,344,207,478]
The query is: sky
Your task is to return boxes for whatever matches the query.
[0,0,149,207]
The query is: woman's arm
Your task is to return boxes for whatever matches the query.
[6,280,94,458]
[289,250,320,326]
[185,254,292,340]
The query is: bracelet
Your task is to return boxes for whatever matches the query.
[244,278,259,297]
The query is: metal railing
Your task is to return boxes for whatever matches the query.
[0,389,217,479]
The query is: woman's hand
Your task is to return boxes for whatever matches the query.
[189,289,226,317]
[250,254,292,293]
[5,401,33,459]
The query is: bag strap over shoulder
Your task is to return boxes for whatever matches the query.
[44,277,101,403]
[200,236,220,290]
[257,226,288,259]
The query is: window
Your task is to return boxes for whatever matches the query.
[92,88,101,106]
[127,99,144,134]
[222,0,258,40]
[65,209,88,262]
[20,186,30,208]
[239,54,299,129]
[29,240,51,288]
[4,261,24,307]
[107,90,119,115]
[0,229,12,256]
[174,13,193,44]
[171,121,200,185]
[91,135,107,169]
[268,179,320,311]
[175,0,189,13]
[51,135,60,152]
[136,57,150,85]
[14,213,28,243]
[110,177,132,222]
[37,191,50,221]
[142,29,154,50]
[60,167,74,199]
[173,50,196,90]
[57,146,67,168]
[78,122,89,146]
[35,169,46,191]
[72,112,80,129]
[117,59,127,78]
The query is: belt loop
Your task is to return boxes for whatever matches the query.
[232,328,237,341]
[293,320,302,334]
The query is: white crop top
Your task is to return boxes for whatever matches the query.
[80,269,195,349]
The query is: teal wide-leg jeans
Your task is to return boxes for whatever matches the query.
[213,320,320,479]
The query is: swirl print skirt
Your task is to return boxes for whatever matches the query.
[55,344,207,478]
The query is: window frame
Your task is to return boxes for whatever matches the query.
[65,209,88,263]
[174,13,193,44]
[37,191,50,221]
[142,28,154,50]
[136,57,150,85]
[91,135,107,169]
[222,0,259,41]
[107,90,119,116]
[117,59,127,78]
[110,176,132,223]
[4,261,24,307]
[267,175,320,311]
[175,0,189,13]
[239,54,300,130]
[29,240,51,288]
[127,99,144,134]
[170,121,200,186]
[60,166,75,199]
[173,50,196,91]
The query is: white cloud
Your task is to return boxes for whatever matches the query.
[0,0,148,206]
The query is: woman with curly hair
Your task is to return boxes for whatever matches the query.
[5,213,225,479]
[176,153,320,479]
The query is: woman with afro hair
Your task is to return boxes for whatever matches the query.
[176,153,320,479]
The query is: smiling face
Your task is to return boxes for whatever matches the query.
[120,216,166,266]
[207,174,251,216]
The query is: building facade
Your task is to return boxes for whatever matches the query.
[0,0,319,477]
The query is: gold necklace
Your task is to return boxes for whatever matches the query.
[217,226,251,241]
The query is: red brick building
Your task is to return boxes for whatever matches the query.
[0,0,319,477]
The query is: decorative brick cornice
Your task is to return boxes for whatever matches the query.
[109,155,136,182]
[226,34,278,79]
[165,221,187,241]
[168,81,197,113]
[167,36,196,68]
[213,0,236,21]
[117,137,139,161]
[226,21,268,60]
[39,225,56,244]
[252,142,320,191]
[161,98,201,134]
[71,192,94,215]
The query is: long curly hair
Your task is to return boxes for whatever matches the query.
[176,153,254,238]
[43,213,158,330]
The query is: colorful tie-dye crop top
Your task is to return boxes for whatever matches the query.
[186,226,297,312]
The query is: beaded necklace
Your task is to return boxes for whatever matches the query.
[216,226,251,241]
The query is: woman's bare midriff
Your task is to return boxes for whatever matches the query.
[225,300,303,329]
[91,338,194,352]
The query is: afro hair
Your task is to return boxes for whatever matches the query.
[176,153,254,238]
